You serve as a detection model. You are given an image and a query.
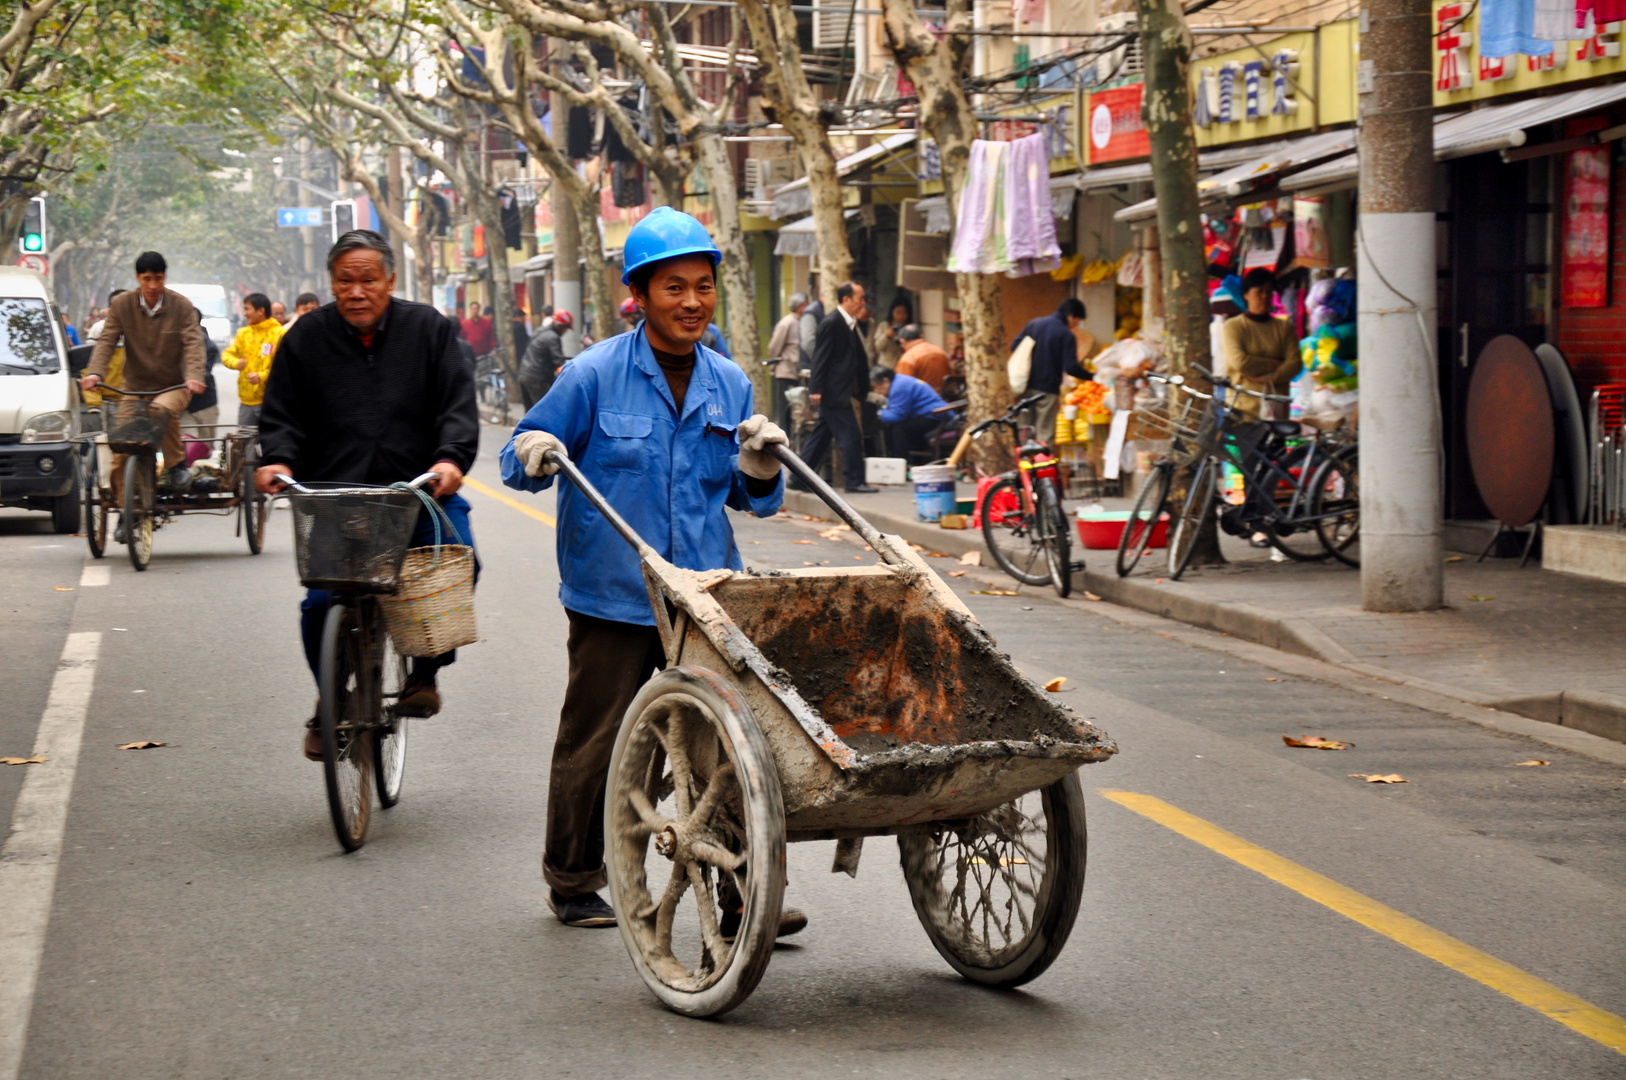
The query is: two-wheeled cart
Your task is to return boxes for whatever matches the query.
[79,385,270,569]
[547,444,1117,1018]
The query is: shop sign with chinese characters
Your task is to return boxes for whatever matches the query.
[1431,0,1626,102]
[1086,82,1149,164]
[1560,119,1613,308]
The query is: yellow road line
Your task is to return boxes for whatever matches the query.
[463,476,555,528]
[1100,789,1626,1056]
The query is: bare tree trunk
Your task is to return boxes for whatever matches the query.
[694,131,766,401]
[882,0,1009,467]
[458,154,522,404]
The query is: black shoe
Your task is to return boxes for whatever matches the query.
[162,466,192,492]
[719,906,808,941]
[844,484,879,494]
[114,521,128,545]
[547,890,617,927]
[394,672,441,718]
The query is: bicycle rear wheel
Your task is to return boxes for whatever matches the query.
[980,475,1050,586]
[123,454,155,572]
[1259,454,1332,562]
[1117,464,1170,577]
[1036,478,1072,598]
[1167,459,1215,581]
[319,602,374,851]
[374,634,409,808]
[1311,450,1360,567]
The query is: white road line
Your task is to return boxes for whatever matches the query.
[0,632,101,1080]
[78,565,109,588]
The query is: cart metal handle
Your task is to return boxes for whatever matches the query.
[768,444,898,564]
[544,450,659,561]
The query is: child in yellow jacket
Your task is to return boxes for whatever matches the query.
[222,292,285,427]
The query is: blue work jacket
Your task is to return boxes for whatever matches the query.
[499,326,783,625]
[879,372,948,424]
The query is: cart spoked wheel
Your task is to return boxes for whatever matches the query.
[374,633,409,809]
[318,603,373,852]
[123,454,155,571]
[83,461,107,559]
[898,772,1086,988]
[606,666,785,1018]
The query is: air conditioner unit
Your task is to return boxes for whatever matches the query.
[745,157,798,200]
[1094,13,1142,82]
[812,3,853,51]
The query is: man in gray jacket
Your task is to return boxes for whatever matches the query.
[518,309,570,408]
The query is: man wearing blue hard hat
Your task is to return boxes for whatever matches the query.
[500,207,804,936]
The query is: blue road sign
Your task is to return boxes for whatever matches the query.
[277,207,324,227]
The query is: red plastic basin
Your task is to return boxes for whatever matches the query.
[1075,510,1169,550]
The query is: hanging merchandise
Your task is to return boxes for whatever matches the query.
[1560,121,1612,307]
[567,106,595,159]
[1478,0,1553,57]
[613,161,647,209]
[1241,200,1289,274]
[947,140,1006,274]
[1051,253,1086,281]
[1004,132,1063,276]
[1204,214,1236,272]
[498,187,522,249]
[1292,197,1330,269]
[1533,0,1590,39]
[1116,249,1144,287]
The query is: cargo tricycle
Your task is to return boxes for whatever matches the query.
[548,444,1117,1017]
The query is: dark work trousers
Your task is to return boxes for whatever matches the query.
[885,415,940,459]
[796,397,867,490]
[299,493,480,683]
[543,610,668,897]
[519,376,545,411]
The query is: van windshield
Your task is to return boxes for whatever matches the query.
[0,298,58,374]
[169,286,227,318]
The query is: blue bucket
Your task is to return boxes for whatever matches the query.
[912,464,957,521]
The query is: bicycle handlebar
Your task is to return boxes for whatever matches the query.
[272,471,439,496]
[87,383,189,397]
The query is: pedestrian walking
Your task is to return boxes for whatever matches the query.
[894,324,953,393]
[461,301,496,358]
[499,206,801,937]
[254,230,479,758]
[795,280,876,494]
[1011,298,1090,442]
[768,291,809,425]
[221,293,284,428]
[270,300,288,325]
[1221,268,1301,420]
[518,309,569,408]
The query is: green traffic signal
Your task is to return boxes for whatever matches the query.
[21,232,42,252]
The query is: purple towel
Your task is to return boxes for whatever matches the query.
[1004,132,1062,276]
[948,140,1005,274]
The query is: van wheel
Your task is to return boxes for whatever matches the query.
[52,490,81,534]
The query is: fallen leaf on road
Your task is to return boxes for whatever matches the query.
[1155,578,1164,585]
[1350,773,1407,783]
[969,589,1020,596]
[1044,677,1066,692]
[1445,555,1463,562]
[54,586,74,591]
[817,527,848,540]
[1467,595,1494,602]
[748,540,762,545]
[802,515,819,521]
[1265,677,1282,682]
[958,551,982,566]
[792,540,817,545]
[948,570,967,577]
[1,756,46,765]
[1284,735,1354,750]
[1083,591,1102,601]
[1020,605,1033,610]
[1510,759,1550,767]
[117,741,167,751]
[908,543,925,551]
[924,551,951,558]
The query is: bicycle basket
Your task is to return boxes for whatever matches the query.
[288,487,422,592]
[108,402,169,454]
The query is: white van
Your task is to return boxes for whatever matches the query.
[0,266,81,531]
[167,282,233,348]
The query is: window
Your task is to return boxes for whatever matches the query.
[0,298,59,374]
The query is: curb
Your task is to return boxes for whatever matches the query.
[782,489,1626,747]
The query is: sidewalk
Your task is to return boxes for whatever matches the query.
[783,482,1626,744]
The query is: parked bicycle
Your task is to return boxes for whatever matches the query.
[273,471,438,851]
[1116,371,1358,580]
[474,353,509,425]
[972,393,1074,598]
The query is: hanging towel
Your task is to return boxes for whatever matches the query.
[948,140,1007,274]
[1534,0,1589,38]
[1003,132,1062,277]
[1479,0,1553,56]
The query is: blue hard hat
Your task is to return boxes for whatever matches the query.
[621,206,721,285]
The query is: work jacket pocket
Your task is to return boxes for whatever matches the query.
[595,411,656,471]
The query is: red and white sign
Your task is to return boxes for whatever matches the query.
[1560,119,1612,308]
[16,253,46,275]
[1086,83,1148,164]
[1436,4,1474,91]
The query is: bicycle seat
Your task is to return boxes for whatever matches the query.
[1267,420,1301,437]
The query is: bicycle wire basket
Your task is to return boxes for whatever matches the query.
[1127,382,1206,443]
[107,402,169,455]
[287,485,423,592]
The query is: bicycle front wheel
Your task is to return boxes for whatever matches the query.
[123,454,155,572]
[84,460,107,560]
[1117,464,1170,577]
[1036,478,1072,598]
[980,475,1050,586]
[374,633,409,808]
[1260,453,1333,562]
[1168,459,1216,581]
[1311,449,1360,567]
[319,602,374,852]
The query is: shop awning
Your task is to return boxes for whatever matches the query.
[770,132,918,219]
[773,209,860,256]
[916,174,1081,235]
[1286,80,1626,194]
[1114,128,1359,222]
[517,252,553,276]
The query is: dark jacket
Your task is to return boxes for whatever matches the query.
[519,325,566,393]
[189,334,221,413]
[258,299,478,485]
[1013,313,1089,396]
[810,309,867,402]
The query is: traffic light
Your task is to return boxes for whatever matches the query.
[331,200,355,243]
[18,197,44,254]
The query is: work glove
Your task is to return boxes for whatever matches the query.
[866,391,889,407]
[513,429,568,477]
[735,414,788,481]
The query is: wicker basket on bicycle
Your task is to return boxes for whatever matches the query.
[1125,382,1205,443]
[106,403,169,455]
[287,486,423,592]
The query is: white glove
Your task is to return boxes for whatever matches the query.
[514,429,567,477]
[866,391,889,407]
[735,414,787,481]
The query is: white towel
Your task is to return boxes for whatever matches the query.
[1534,0,1588,39]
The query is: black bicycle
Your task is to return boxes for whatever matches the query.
[275,472,435,851]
